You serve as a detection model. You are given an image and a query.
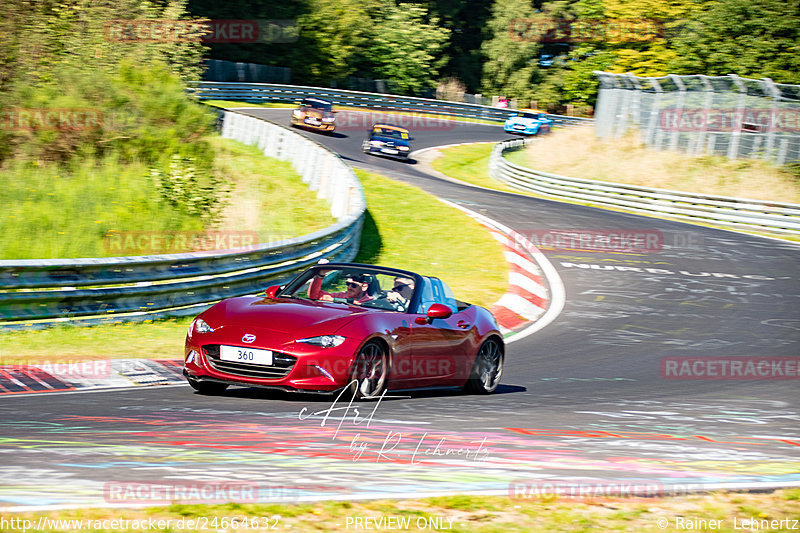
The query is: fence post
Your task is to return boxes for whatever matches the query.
[727,74,747,159]
[668,74,686,151]
[645,77,663,149]
[762,78,781,162]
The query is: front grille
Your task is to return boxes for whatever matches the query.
[203,345,297,379]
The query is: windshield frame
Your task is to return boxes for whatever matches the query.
[279,264,424,313]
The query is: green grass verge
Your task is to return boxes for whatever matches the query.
[202,100,296,109]
[352,168,507,309]
[0,169,507,363]
[429,143,517,193]
[7,490,799,532]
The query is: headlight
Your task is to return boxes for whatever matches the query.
[293,109,303,117]
[322,116,335,122]
[296,335,346,348]
[369,140,384,146]
[192,318,215,334]
[398,146,409,151]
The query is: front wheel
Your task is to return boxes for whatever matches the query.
[348,341,388,400]
[464,338,503,394]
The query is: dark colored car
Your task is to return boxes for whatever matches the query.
[291,97,336,133]
[183,263,504,400]
[361,124,413,159]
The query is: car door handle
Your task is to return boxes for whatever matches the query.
[457,321,471,329]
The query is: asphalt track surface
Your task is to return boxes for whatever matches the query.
[2,109,799,510]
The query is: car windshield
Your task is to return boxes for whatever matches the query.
[281,266,418,312]
[519,112,539,119]
[304,99,332,112]
[372,127,409,140]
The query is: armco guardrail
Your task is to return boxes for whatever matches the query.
[0,111,366,329]
[188,81,593,127]
[490,138,800,234]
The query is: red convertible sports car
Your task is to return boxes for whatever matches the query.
[183,263,504,399]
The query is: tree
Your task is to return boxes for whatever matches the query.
[669,0,800,83]
[367,2,451,95]
[294,0,378,84]
[481,0,542,102]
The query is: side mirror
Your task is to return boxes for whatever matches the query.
[265,285,281,298]
[427,303,452,320]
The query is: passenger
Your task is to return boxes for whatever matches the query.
[308,272,374,304]
[386,276,415,310]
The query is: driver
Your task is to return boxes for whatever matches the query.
[385,276,414,310]
[308,272,374,304]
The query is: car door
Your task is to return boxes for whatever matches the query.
[407,278,473,387]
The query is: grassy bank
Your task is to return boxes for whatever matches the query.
[518,127,800,203]
[7,490,799,532]
[0,137,333,259]
[0,169,507,363]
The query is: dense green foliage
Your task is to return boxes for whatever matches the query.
[187,0,800,111]
[0,0,225,254]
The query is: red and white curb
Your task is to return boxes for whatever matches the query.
[0,359,185,396]
[439,200,565,344]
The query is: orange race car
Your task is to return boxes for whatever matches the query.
[290,97,336,133]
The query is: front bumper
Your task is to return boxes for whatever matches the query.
[183,340,356,393]
[365,146,410,159]
[292,116,335,132]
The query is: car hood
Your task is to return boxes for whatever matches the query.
[505,117,540,126]
[370,135,410,147]
[202,296,367,334]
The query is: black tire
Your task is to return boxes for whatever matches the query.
[464,338,503,394]
[348,341,388,400]
[187,377,228,395]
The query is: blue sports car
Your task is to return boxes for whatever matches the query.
[503,109,553,136]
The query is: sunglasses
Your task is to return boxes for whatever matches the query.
[346,281,362,288]
[393,283,408,291]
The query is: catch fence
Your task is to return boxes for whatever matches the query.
[594,72,800,165]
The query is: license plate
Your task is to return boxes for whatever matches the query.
[381,148,398,154]
[305,118,320,125]
[514,125,525,129]
[220,345,273,366]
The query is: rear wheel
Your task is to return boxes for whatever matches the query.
[348,341,388,400]
[464,338,503,394]
[187,377,228,395]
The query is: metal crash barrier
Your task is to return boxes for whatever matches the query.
[490,138,800,235]
[187,81,593,127]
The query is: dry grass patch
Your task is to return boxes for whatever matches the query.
[523,127,800,203]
